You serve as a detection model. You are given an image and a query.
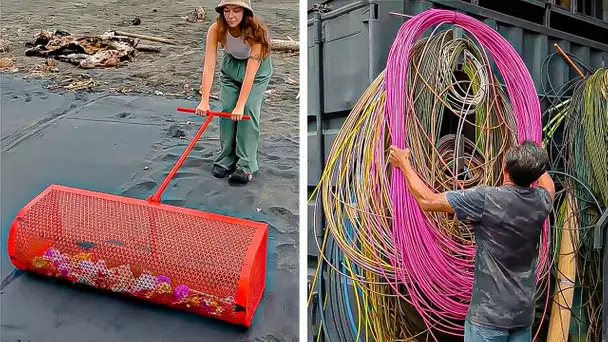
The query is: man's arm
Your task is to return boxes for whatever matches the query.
[389,146,454,213]
[389,146,488,222]
[400,160,455,213]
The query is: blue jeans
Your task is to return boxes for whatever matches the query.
[464,320,531,342]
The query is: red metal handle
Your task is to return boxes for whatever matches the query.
[176,107,251,120]
[148,114,214,203]
[147,107,251,203]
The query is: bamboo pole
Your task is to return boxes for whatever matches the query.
[546,193,579,342]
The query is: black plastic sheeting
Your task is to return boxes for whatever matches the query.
[0,76,299,341]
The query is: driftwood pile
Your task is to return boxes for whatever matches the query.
[24,30,163,69]
[23,25,298,70]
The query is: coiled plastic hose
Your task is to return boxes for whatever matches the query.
[384,9,549,338]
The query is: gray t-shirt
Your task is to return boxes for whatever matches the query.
[445,185,552,329]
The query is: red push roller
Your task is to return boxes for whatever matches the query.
[7,109,268,327]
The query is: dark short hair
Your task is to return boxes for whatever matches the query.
[504,140,549,187]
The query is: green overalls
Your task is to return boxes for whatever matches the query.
[214,52,273,174]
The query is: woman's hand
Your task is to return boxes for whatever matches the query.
[231,105,245,121]
[195,100,210,116]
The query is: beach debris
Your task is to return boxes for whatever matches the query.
[65,77,99,91]
[108,80,142,94]
[28,58,60,75]
[102,31,162,52]
[25,30,139,69]
[270,37,298,52]
[132,17,142,25]
[111,30,176,45]
[168,126,186,138]
[0,38,11,52]
[135,44,162,52]
[74,2,87,8]
[108,85,134,93]
[0,58,18,72]
[48,75,99,91]
[80,50,128,68]
[0,58,14,69]
[183,83,192,93]
[46,58,57,67]
[154,90,164,96]
[184,7,206,23]
[24,30,164,69]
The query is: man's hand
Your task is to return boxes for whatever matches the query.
[231,106,245,121]
[388,145,455,213]
[389,146,411,170]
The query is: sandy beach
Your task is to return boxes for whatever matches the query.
[0,0,299,340]
[0,0,299,101]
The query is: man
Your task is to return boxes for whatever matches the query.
[388,140,554,342]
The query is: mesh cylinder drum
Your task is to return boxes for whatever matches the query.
[7,185,268,327]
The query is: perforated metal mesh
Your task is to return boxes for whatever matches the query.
[247,235,267,322]
[9,186,267,325]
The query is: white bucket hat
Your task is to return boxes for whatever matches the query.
[215,0,254,17]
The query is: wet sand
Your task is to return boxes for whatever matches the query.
[0,69,298,340]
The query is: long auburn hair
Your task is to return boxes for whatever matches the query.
[216,10,271,59]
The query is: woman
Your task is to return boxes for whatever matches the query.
[196,0,272,185]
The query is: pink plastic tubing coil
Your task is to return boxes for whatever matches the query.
[384,9,550,338]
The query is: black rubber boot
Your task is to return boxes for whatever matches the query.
[228,168,253,185]
[212,165,232,179]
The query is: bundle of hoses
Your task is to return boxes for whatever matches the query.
[543,66,607,342]
[308,9,552,341]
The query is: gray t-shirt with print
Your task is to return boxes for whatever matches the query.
[445,185,552,329]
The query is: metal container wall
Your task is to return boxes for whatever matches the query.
[306,0,608,259]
